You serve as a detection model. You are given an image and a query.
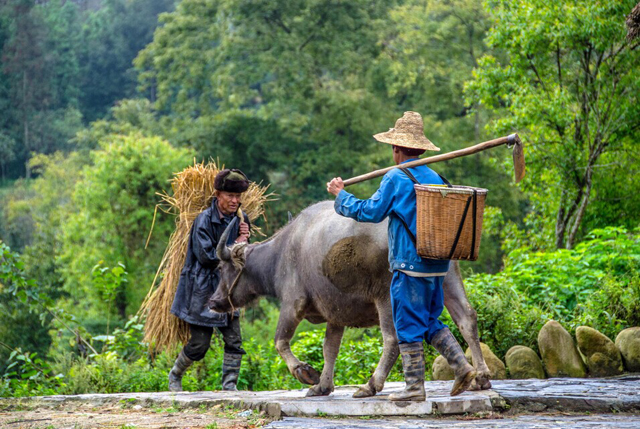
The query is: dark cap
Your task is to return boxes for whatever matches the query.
[214,169,250,193]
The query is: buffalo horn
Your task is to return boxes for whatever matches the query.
[216,217,239,261]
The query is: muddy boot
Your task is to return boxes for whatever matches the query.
[221,353,242,391]
[430,328,476,396]
[388,342,426,401]
[168,350,193,392]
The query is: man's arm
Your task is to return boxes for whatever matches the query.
[327,174,395,223]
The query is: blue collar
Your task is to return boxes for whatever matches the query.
[400,158,420,165]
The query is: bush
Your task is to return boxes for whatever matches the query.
[451,226,640,358]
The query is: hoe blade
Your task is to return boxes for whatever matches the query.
[512,135,526,183]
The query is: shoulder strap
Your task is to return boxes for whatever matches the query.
[398,168,418,246]
[397,167,454,248]
[400,167,452,188]
[400,167,419,185]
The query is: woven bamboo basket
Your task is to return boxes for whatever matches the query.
[414,184,488,261]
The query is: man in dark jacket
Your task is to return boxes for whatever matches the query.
[168,169,251,392]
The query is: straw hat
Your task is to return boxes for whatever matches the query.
[373,111,440,151]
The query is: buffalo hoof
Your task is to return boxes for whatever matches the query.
[306,384,333,397]
[352,383,376,398]
[470,372,492,391]
[294,363,321,385]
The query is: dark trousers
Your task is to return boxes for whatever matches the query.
[183,317,245,361]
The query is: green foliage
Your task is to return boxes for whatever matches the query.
[451,226,640,358]
[0,241,52,371]
[78,0,175,122]
[59,133,193,319]
[92,262,128,340]
[466,0,640,249]
[0,0,173,180]
[0,349,64,397]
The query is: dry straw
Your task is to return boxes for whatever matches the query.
[628,3,640,41]
[139,160,274,351]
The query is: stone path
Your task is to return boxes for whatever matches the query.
[2,375,639,418]
[266,415,640,429]
[490,376,640,413]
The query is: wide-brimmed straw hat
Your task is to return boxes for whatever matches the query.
[373,111,440,151]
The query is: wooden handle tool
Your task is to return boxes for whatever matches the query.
[343,133,525,186]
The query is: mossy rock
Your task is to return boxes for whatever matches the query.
[505,346,545,379]
[615,327,640,372]
[576,326,623,377]
[465,342,506,380]
[431,355,454,381]
[538,320,586,378]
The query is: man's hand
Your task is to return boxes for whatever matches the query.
[236,221,250,243]
[326,177,344,196]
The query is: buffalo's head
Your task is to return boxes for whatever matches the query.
[208,218,256,313]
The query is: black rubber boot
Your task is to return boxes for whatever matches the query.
[221,353,242,391]
[388,342,426,401]
[168,350,193,392]
[430,328,476,396]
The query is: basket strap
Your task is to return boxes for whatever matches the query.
[470,189,477,260]
[400,167,419,185]
[398,167,453,249]
[437,173,453,188]
[398,214,417,246]
[398,168,419,246]
[447,189,478,260]
[448,194,471,259]
[400,167,452,188]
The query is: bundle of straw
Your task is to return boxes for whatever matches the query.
[139,160,274,351]
[628,3,640,41]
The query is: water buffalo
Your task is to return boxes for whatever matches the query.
[208,201,492,397]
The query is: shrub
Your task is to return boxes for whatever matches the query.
[452,226,640,358]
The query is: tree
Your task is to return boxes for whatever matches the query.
[466,0,640,249]
[0,132,16,180]
[78,0,175,122]
[1,0,48,178]
[0,0,83,178]
[59,133,192,320]
[136,0,526,267]
[135,0,398,222]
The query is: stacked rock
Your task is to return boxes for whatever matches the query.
[505,346,545,379]
[538,320,586,378]
[430,322,640,381]
[576,326,623,377]
[616,327,640,372]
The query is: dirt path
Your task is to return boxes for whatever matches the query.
[0,402,273,429]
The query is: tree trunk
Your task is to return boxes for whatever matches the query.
[566,178,592,249]
[23,70,31,179]
[566,156,596,249]
[555,190,568,248]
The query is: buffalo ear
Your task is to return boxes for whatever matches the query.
[216,217,239,262]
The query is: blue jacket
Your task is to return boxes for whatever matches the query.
[334,160,450,274]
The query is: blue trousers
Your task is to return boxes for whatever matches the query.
[390,271,447,344]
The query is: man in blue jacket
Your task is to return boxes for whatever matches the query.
[327,112,476,401]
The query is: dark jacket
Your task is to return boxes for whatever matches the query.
[171,198,248,327]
